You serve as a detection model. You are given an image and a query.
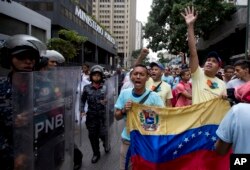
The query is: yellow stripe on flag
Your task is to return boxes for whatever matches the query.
[127,98,231,135]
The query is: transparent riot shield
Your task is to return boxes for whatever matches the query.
[104,75,118,149]
[12,67,81,170]
[12,72,34,170]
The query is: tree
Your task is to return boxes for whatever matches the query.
[144,0,236,54]
[157,52,171,65]
[47,29,87,59]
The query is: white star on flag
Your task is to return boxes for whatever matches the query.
[211,136,217,141]
[184,138,189,143]
[205,132,210,136]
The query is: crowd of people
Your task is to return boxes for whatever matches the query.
[113,6,250,170]
[1,6,250,170]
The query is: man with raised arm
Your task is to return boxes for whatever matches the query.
[181,6,226,104]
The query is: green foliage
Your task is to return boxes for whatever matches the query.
[144,0,236,53]
[157,52,171,64]
[47,29,87,59]
[143,57,150,66]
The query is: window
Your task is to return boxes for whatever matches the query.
[31,26,46,43]
[0,14,28,35]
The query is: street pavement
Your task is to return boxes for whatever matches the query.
[75,117,125,170]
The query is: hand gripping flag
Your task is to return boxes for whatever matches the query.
[127,98,231,170]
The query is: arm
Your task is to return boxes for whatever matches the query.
[114,108,126,121]
[179,52,186,65]
[80,87,87,113]
[180,91,192,99]
[133,48,149,66]
[181,6,199,73]
[215,139,232,156]
[114,100,132,121]
[165,99,172,107]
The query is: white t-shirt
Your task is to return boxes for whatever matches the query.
[226,78,245,89]
[216,103,250,153]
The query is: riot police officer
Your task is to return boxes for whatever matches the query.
[81,65,110,163]
[0,34,46,170]
[37,50,65,70]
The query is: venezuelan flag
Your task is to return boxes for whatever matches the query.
[127,98,231,170]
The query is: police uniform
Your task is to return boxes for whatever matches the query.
[0,75,13,170]
[81,83,108,157]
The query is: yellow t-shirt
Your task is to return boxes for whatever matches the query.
[146,78,172,106]
[192,66,226,104]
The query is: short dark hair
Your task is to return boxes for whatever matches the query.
[234,60,250,73]
[180,69,190,79]
[224,65,234,72]
[82,63,90,68]
[132,64,148,75]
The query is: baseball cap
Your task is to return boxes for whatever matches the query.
[206,51,222,67]
[150,62,165,70]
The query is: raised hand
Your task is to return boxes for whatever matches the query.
[140,48,149,58]
[181,6,198,26]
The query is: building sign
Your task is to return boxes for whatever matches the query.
[75,6,115,45]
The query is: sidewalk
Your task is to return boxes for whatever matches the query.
[74,118,124,170]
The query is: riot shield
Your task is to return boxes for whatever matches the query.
[103,75,118,149]
[12,67,81,170]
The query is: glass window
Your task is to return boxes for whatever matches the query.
[31,25,46,43]
[0,14,28,35]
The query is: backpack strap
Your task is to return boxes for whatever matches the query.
[153,81,162,92]
[139,91,152,104]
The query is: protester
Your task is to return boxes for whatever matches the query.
[146,62,173,107]
[115,65,125,95]
[215,81,250,154]
[114,64,164,170]
[223,65,235,84]
[121,68,134,90]
[161,66,174,88]
[0,34,46,170]
[174,69,192,107]
[181,7,227,104]
[81,65,110,164]
[81,63,90,80]
[227,60,250,89]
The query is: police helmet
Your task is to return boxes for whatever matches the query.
[90,65,104,82]
[42,50,65,63]
[90,65,104,75]
[0,34,46,69]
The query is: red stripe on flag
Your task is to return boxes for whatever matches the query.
[131,150,230,170]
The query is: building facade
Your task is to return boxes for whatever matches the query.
[15,0,117,68]
[92,0,137,68]
[0,1,51,43]
[135,20,143,50]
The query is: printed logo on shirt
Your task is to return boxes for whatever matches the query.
[207,80,219,89]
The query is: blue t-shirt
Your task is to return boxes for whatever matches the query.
[162,75,174,89]
[216,103,250,153]
[115,88,164,141]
